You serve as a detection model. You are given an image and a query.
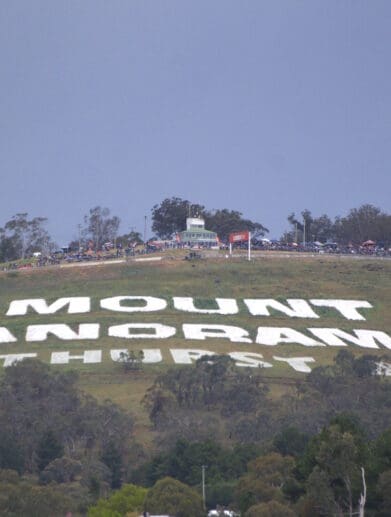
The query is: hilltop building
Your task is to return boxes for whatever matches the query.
[177,217,218,247]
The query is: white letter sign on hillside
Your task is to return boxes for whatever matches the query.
[50,350,102,364]
[1,292,389,372]
[309,300,372,320]
[228,352,273,368]
[256,327,324,347]
[26,324,100,342]
[100,296,166,313]
[308,328,391,349]
[377,362,391,376]
[7,297,91,316]
[0,327,17,343]
[170,349,216,364]
[110,349,163,363]
[2,296,376,319]
[244,299,319,318]
[108,323,176,339]
[0,353,37,366]
[0,349,390,374]
[173,297,238,314]
[183,324,252,343]
[273,356,316,373]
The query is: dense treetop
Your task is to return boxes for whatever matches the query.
[1,199,389,262]
[0,351,390,515]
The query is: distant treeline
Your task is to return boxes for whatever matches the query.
[0,352,390,515]
[0,200,390,262]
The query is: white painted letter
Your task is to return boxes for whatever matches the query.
[273,356,315,372]
[100,296,166,313]
[310,299,372,320]
[244,299,319,318]
[173,297,238,314]
[376,362,391,376]
[170,349,216,364]
[229,352,273,368]
[108,323,176,339]
[7,297,90,316]
[26,324,100,342]
[183,324,251,343]
[308,328,391,349]
[50,350,102,364]
[256,327,324,347]
[0,327,17,343]
[0,353,37,367]
[110,349,163,363]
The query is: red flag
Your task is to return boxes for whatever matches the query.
[229,231,250,243]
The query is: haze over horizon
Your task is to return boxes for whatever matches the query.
[1,1,390,245]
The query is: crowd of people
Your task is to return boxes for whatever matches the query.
[2,239,390,272]
[250,239,391,257]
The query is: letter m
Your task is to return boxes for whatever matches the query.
[7,297,91,316]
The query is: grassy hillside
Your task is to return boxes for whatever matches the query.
[0,253,390,446]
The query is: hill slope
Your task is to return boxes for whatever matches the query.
[0,253,390,444]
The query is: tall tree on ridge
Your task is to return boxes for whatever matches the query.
[82,206,120,250]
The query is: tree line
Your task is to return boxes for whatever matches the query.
[0,200,390,263]
[282,204,391,246]
[126,417,391,516]
[0,353,390,515]
[142,351,391,447]
[0,360,140,515]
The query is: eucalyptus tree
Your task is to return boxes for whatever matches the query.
[0,212,55,261]
[82,206,120,250]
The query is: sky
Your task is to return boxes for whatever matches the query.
[1,1,390,244]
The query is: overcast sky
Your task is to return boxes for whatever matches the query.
[1,1,390,244]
